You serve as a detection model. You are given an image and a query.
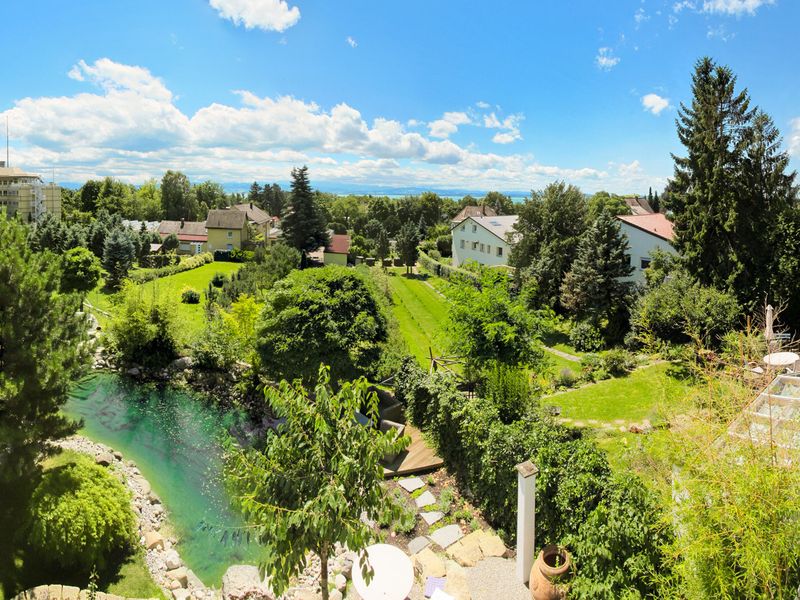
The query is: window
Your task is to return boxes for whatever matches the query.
[226,243,233,251]
[480,243,485,252]
[472,224,477,233]
[497,246,503,257]
[472,241,478,250]
[460,239,465,249]
[640,258,651,270]
[461,224,465,231]
[487,245,491,254]
[227,230,233,238]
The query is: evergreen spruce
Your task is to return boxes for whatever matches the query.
[102,228,136,289]
[281,166,329,256]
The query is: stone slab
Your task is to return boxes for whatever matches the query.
[398,477,426,493]
[430,524,463,549]
[479,532,506,557]
[447,532,484,567]
[420,511,444,526]
[407,535,431,555]
[443,559,471,600]
[413,547,446,579]
[415,490,437,509]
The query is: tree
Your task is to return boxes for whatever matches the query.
[247,181,262,207]
[161,232,179,253]
[161,171,199,220]
[131,179,163,220]
[0,213,89,590]
[375,228,390,267]
[652,190,660,213]
[587,191,631,221]
[509,181,589,309]
[257,267,388,383]
[281,167,328,256]
[395,222,419,274]
[482,191,516,215]
[224,366,408,600]
[266,183,286,218]
[102,228,136,289]
[79,179,102,213]
[194,180,227,215]
[61,247,102,301]
[560,211,634,342]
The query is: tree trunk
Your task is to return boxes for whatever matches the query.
[319,544,329,600]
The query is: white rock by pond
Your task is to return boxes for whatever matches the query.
[144,531,165,550]
[95,452,115,466]
[222,565,275,600]
[166,567,189,588]
[164,549,181,570]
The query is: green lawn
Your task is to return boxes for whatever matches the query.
[86,261,243,345]
[545,362,693,424]
[386,270,450,367]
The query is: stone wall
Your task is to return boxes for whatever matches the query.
[12,585,155,600]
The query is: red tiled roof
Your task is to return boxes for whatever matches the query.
[451,205,497,223]
[617,213,674,242]
[326,234,350,254]
[158,220,208,242]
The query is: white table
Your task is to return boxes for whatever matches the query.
[762,352,800,369]
[351,543,414,600]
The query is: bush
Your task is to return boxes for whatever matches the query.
[211,272,227,288]
[477,362,535,424]
[553,368,578,389]
[129,252,213,283]
[27,459,136,573]
[214,248,255,263]
[418,251,480,285]
[436,234,452,257]
[580,353,609,382]
[569,321,604,352]
[601,348,637,377]
[181,287,200,304]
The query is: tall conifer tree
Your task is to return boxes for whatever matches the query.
[281,166,328,256]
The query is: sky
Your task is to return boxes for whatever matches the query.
[1,0,798,195]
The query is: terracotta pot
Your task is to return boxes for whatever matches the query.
[530,545,571,600]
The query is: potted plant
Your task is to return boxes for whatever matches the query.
[530,545,571,600]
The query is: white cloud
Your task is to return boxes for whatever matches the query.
[642,93,671,115]
[428,111,472,139]
[790,118,800,157]
[476,100,490,109]
[634,8,650,26]
[596,47,620,70]
[2,58,665,193]
[209,0,300,32]
[673,1,696,12]
[617,160,643,178]
[346,36,357,48]
[707,24,734,40]
[702,0,773,15]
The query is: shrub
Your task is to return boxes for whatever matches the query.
[27,459,136,572]
[129,252,213,283]
[211,272,227,288]
[601,348,637,377]
[477,361,535,424]
[569,320,604,352]
[580,353,609,382]
[436,234,452,257]
[553,368,578,389]
[181,287,200,304]
[418,251,480,285]
[214,248,255,262]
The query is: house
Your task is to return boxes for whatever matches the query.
[206,209,249,252]
[0,163,61,221]
[158,219,208,255]
[451,215,518,268]
[231,203,271,234]
[324,234,351,266]
[616,213,676,284]
[623,196,655,216]
[450,204,497,227]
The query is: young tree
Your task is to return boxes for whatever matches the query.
[161,232,180,253]
[161,170,199,220]
[0,213,90,588]
[61,247,102,302]
[395,222,419,274]
[281,167,328,257]
[560,211,634,340]
[224,366,409,600]
[375,228,390,267]
[102,228,136,289]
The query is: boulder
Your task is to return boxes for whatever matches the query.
[170,357,194,371]
[62,586,81,600]
[168,580,182,591]
[413,547,446,580]
[164,549,182,570]
[221,565,274,600]
[447,532,483,567]
[166,567,189,588]
[443,559,471,600]
[329,591,343,600]
[149,491,161,504]
[95,452,115,467]
[127,367,141,377]
[172,590,191,600]
[47,585,63,600]
[133,477,152,496]
[112,451,123,460]
[334,573,346,592]
[144,531,165,550]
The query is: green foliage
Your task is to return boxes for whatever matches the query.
[195,295,260,371]
[395,222,420,273]
[161,233,180,253]
[631,270,740,348]
[181,288,200,304]
[569,321,605,352]
[444,270,543,374]
[102,228,136,289]
[128,252,213,283]
[281,166,329,254]
[61,247,102,296]
[215,243,301,306]
[0,213,90,581]
[257,266,388,383]
[418,251,479,285]
[27,460,136,573]
[587,191,632,221]
[106,283,180,368]
[375,228,391,264]
[481,191,516,215]
[161,171,199,221]
[476,362,535,424]
[211,272,227,287]
[224,366,409,599]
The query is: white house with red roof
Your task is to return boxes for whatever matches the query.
[616,213,676,284]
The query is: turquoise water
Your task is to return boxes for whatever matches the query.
[64,373,262,586]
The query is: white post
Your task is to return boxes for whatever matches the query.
[515,460,538,584]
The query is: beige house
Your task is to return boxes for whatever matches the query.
[206,209,248,252]
[158,219,208,255]
[0,163,61,221]
[231,203,270,234]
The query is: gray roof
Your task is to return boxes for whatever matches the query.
[158,220,208,238]
[455,215,519,243]
[451,205,497,224]
[206,209,247,229]
[231,203,270,225]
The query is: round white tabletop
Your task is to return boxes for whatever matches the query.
[762,352,800,368]
[351,543,414,600]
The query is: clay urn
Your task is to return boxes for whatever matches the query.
[530,545,571,600]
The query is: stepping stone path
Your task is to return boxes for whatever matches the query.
[447,530,507,567]
[398,476,426,492]
[415,490,437,509]
[420,510,444,525]
[413,547,446,579]
[430,524,464,549]
[408,535,431,555]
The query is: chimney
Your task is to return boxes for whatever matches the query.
[180,218,185,229]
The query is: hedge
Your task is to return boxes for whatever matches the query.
[214,248,255,263]
[129,252,213,283]
[418,251,480,285]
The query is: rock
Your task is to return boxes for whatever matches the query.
[134,476,152,496]
[340,558,353,579]
[112,451,123,460]
[479,532,506,557]
[149,490,161,504]
[430,524,463,549]
[221,565,274,600]
[167,567,189,588]
[398,477,425,493]
[47,585,63,600]
[144,530,165,550]
[329,591,343,600]
[170,356,194,371]
[413,547,446,580]
[127,367,141,377]
[447,531,484,567]
[408,536,431,555]
[32,585,49,600]
[95,452,115,466]
[420,511,444,526]
[186,569,205,590]
[334,573,346,592]
[168,580,182,591]
[164,549,182,570]
[443,559,471,600]
[414,490,437,509]
[293,591,318,600]
[172,589,191,600]
[62,586,81,600]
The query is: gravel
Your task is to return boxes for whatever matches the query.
[464,557,530,600]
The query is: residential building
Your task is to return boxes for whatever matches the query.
[158,219,208,255]
[0,162,61,221]
[451,215,518,268]
[616,213,676,284]
[623,196,655,215]
[324,233,351,266]
[231,202,271,234]
[122,219,160,232]
[206,209,248,252]
[450,204,496,227]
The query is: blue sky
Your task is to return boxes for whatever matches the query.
[1,0,797,194]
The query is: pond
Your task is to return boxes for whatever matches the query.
[64,373,262,586]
